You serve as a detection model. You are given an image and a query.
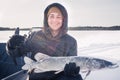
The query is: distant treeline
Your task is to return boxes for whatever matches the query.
[0,26,120,31]
[68,26,120,30]
[0,27,30,31]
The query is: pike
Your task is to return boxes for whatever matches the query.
[22,53,119,72]
[22,53,119,79]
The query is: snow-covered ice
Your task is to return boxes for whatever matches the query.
[1,30,120,80]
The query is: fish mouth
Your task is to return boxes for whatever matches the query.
[108,64,119,69]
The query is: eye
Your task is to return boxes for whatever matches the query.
[57,16,62,18]
[57,16,62,19]
[49,15,54,18]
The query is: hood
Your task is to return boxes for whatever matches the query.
[43,3,68,40]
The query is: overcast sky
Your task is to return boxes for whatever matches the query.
[0,0,120,28]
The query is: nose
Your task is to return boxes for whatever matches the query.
[52,17,59,22]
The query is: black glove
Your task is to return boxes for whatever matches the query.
[6,35,25,50]
[6,27,25,65]
[6,27,25,50]
[64,62,80,76]
[54,62,83,80]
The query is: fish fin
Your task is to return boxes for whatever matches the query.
[55,70,63,74]
[22,64,30,70]
[22,57,34,70]
[34,68,44,73]
[83,70,91,80]
[24,56,34,64]
[34,52,50,61]
[28,68,46,73]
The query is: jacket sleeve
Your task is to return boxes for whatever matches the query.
[17,31,37,57]
[67,39,77,56]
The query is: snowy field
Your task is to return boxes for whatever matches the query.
[0,30,120,80]
[68,31,120,80]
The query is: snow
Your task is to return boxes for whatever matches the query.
[68,31,120,80]
[1,30,120,80]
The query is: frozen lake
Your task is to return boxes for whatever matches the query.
[0,30,120,80]
[1,30,120,47]
[1,30,120,60]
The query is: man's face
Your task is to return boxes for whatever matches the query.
[48,12,63,32]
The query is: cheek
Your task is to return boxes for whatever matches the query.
[47,19,52,25]
[59,19,63,23]
[59,19,63,25]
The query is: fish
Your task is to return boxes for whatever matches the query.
[22,53,119,73]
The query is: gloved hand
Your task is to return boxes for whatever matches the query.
[6,27,25,51]
[6,35,25,50]
[6,27,25,65]
[64,62,80,76]
[54,62,83,80]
